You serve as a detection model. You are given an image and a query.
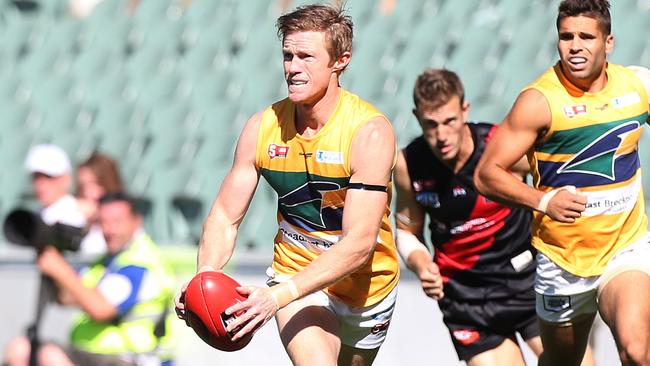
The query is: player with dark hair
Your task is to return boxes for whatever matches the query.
[395,68,553,366]
[475,0,650,365]
[175,4,399,365]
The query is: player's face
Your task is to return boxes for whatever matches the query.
[282,31,336,104]
[557,15,613,88]
[99,201,141,254]
[414,96,470,163]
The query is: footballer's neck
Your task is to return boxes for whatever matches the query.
[295,80,341,137]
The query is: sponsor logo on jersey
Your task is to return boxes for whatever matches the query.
[415,192,440,208]
[595,103,609,111]
[371,320,391,335]
[579,177,640,216]
[557,121,640,181]
[450,217,493,235]
[612,92,641,109]
[452,329,480,345]
[278,181,346,230]
[268,144,289,159]
[563,104,587,118]
[315,150,343,164]
[452,186,466,197]
[543,295,571,312]
[278,224,336,250]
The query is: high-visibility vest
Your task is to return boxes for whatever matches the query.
[70,233,176,359]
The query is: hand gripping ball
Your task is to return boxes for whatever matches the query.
[183,271,253,351]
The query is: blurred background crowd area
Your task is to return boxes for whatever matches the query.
[0,0,649,252]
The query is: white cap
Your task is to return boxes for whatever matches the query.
[24,144,72,177]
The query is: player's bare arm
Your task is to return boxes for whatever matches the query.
[196,112,262,271]
[224,116,396,340]
[474,89,548,208]
[292,116,395,291]
[474,88,586,223]
[394,150,443,300]
[175,112,262,318]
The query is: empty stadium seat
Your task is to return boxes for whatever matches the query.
[92,99,148,138]
[0,0,648,245]
[131,70,187,107]
[81,70,133,105]
[236,182,278,255]
[0,101,33,131]
[177,39,232,83]
[98,131,148,167]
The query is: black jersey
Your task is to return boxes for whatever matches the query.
[403,122,535,301]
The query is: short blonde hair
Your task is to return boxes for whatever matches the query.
[276,4,353,66]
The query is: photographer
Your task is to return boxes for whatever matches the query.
[3,192,177,366]
[24,144,105,257]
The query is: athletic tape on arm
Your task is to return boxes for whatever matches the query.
[396,228,429,260]
[537,185,577,213]
[269,279,300,309]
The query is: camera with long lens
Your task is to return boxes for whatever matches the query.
[3,209,86,252]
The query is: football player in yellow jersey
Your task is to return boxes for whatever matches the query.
[175,4,398,366]
[475,0,650,365]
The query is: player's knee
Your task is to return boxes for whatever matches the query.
[618,338,650,366]
[4,336,30,366]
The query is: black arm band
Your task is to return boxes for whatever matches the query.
[348,183,388,192]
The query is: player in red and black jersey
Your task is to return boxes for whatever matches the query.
[394,69,548,365]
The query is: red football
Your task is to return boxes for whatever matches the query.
[184,271,252,351]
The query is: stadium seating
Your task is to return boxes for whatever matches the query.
[0,0,648,245]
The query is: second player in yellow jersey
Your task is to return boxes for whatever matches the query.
[475,1,650,365]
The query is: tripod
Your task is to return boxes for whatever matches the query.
[27,274,55,366]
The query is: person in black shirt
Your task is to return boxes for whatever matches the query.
[394,69,552,365]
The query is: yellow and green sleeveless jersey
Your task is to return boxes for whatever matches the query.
[255,88,399,307]
[526,62,649,277]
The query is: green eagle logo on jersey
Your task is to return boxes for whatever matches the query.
[557,121,640,180]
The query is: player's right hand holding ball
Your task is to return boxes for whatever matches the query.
[174,265,220,322]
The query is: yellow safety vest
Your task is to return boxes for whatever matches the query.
[70,233,176,358]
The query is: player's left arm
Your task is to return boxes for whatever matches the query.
[486,125,530,182]
[627,65,650,123]
[224,116,396,340]
[290,115,395,294]
[393,150,444,300]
